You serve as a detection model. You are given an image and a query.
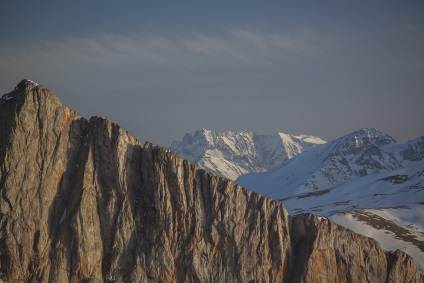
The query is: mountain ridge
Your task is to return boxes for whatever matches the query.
[236,126,424,273]
[0,80,422,282]
[237,128,424,199]
[170,128,325,180]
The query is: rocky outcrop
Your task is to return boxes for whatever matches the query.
[0,80,422,282]
[290,214,422,283]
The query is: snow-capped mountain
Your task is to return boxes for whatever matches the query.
[170,128,326,180]
[236,128,424,272]
[237,128,424,200]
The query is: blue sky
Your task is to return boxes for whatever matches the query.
[1,1,423,146]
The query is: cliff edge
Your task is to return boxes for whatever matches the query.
[0,80,422,282]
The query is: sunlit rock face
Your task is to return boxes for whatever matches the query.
[0,80,422,282]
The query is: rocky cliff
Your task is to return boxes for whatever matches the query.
[0,80,422,282]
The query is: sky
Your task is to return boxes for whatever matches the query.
[1,1,423,146]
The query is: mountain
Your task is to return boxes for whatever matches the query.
[170,129,325,180]
[237,128,424,199]
[237,128,424,273]
[0,80,422,282]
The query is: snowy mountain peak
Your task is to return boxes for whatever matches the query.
[170,129,325,180]
[341,128,396,149]
[237,129,424,200]
[294,134,326,144]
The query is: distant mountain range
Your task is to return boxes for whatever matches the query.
[237,128,424,199]
[170,129,325,180]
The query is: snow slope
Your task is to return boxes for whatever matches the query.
[236,128,424,273]
[170,128,325,180]
[331,204,424,273]
[237,128,424,200]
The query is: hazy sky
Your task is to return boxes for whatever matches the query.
[1,1,423,146]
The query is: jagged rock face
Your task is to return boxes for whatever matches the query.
[0,80,422,282]
[290,214,422,283]
[401,136,424,163]
[0,81,292,282]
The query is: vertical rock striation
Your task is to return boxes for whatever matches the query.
[0,80,422,282]
[290,214,422,283]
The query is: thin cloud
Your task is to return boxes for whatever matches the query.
[0,29,332,74]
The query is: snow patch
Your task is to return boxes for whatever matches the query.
[59,208,66,224]
[26,79,39,86]
[331,212,424,274]
[317,216,326,222]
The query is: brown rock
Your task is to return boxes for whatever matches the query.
[0,80,422,282]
